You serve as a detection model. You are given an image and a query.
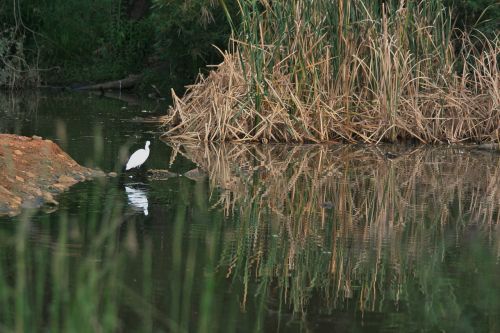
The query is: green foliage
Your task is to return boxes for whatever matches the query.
[0,28,25,87]
[0,0,156,85]
[445,0,499,36]
[32,0,155,83]
[149,0,236,92]
[1,0,236,92]
[0,14,39,88]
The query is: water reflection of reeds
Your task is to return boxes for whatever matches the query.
[172,142,500,328]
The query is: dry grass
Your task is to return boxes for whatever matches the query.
[162,1,499,143]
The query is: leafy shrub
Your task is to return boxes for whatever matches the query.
[445,0,499,36]
[0,27,38,88]
[149,0,236,92]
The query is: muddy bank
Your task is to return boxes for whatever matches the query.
[0,134,105,216]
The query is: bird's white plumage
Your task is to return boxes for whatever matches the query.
[126,141,150,170]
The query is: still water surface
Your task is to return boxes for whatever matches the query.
[0,92,499,332]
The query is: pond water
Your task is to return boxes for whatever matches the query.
[0,91,499,332]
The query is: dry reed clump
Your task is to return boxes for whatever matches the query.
[162,1,499,144]
[168,142,500,312]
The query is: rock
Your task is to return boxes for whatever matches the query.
[42,192,59,206]
[0,185,21,215]
[0,134,99,216]
[147,169,178,180]
[58,175,77,185]
[32,135,42,140]
[72,173,86,181]
[51,183,68,192]
[91,169,107,177]
[183,168,207,182]
[21,197,45,209]
[31,188,42,197]
[108,172,118,177]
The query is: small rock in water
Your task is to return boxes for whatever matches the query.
[183,168,207,182]
[91,169,107,177]
[108,172,118,177]
[42,192,58,206]
[147,169,178,180]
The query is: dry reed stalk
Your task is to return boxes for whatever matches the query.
[162,1,499,144]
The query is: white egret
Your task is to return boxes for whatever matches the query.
[126,141,150,171]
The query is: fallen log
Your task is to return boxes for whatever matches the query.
[89,90,141,105]
[76,74,142,91]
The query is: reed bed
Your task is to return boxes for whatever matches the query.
[162,0,499,143]
[169,142,500,326]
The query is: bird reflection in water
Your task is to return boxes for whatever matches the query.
[125,186,149,216]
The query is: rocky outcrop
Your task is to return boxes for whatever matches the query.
[0,134,105,216]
